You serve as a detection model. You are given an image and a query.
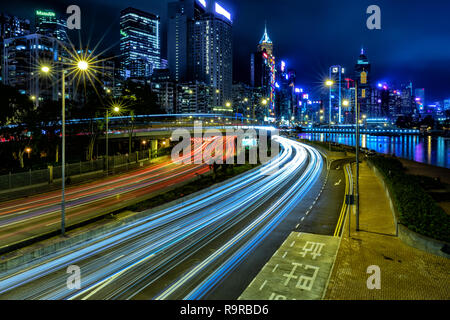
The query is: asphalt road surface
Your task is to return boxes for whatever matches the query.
[0,137,323,300]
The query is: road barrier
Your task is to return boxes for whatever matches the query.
[0,149,154,192]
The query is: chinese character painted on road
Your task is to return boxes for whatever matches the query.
[300,241,325,260]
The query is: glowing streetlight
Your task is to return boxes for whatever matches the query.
[106,104,121,175]
[342,99,350,107]
[41,66,50,73]
[77,60,89,71]
[325,80,334,87]
[261,99,268,105]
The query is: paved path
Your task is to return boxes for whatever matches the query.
[239,232,339,300]
[325,162,450,300]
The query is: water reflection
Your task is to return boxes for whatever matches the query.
[299,133,450,169]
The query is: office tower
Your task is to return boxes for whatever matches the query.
[189,2,232,108]
[251,23,275,119]
[0,13,30,41]
[2,34,69,104]
[415,88,425,112]
[168,0,207,82]
[152,81,176,114]
[120,7,161,79]
[354,48,374,119]
[444,99,450,111]
[35,9,68,42]
[328,65,345,124]
[176,81,212,113]
[257,23,273,56]
[168,0,232,108]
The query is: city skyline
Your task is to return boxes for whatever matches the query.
[2,0,450,102]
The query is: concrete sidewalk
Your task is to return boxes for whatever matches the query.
[324,161,450,300]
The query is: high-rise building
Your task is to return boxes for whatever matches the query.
[444,99,450,111]
[168,0,232,108]
[354,48,374,120]
[152,81,176,114]
[0,13,30,41]
[168,0,207,82]
[35,9,68,42]
[120,7,161,80]
[257,23,273,56]
[176,81,213,113]
[328,65,345,124]
[251,23,275,120]
[2,34,70,105]
[415,88,425,113]
[189,2,232,108]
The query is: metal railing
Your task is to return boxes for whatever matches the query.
[0,149,154,191]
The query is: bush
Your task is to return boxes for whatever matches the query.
[369,156,450,242]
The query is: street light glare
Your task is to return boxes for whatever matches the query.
[77,60,89,71]
[113,106,120,113]
[325,80,334,87]
[41,66,50,73]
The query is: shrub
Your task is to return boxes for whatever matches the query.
[369,156,450,242]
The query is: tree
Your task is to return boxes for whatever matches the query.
[121,80,164,155]
[0,84,37,169]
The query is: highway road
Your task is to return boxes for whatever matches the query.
[0,138,221,251]
[0,136,323,300]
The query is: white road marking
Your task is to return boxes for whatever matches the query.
[259,280,267,291]
[272,264,279,273]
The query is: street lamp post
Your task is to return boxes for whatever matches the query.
[106,105,120,176]
[325,80,334,151]
[355,81,360,231]
[41,60,89,236]
[61,70,66,235]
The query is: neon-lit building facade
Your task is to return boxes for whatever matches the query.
[251,23,276,121]
[35,9,68,42]
[120,7,161,79]
[168,0,232,109]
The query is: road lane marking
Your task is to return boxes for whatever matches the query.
[272,264,279,273]
[259,280,267,291]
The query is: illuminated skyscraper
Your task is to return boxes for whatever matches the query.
[120,7,160,79]
[35,9,68,42]
[168,0,232,108]
[0,13,30,41]
[251,23,275,119]
[257,23,273,56]
[354,48,373,118]
[415,88,425,112]
[168,0,206,82]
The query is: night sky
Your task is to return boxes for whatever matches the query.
[4,0,450,102]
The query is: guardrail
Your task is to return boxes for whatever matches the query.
[0,149,153,192]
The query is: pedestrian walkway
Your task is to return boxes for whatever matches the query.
[239,233,339,300]
[324,162,450,300]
